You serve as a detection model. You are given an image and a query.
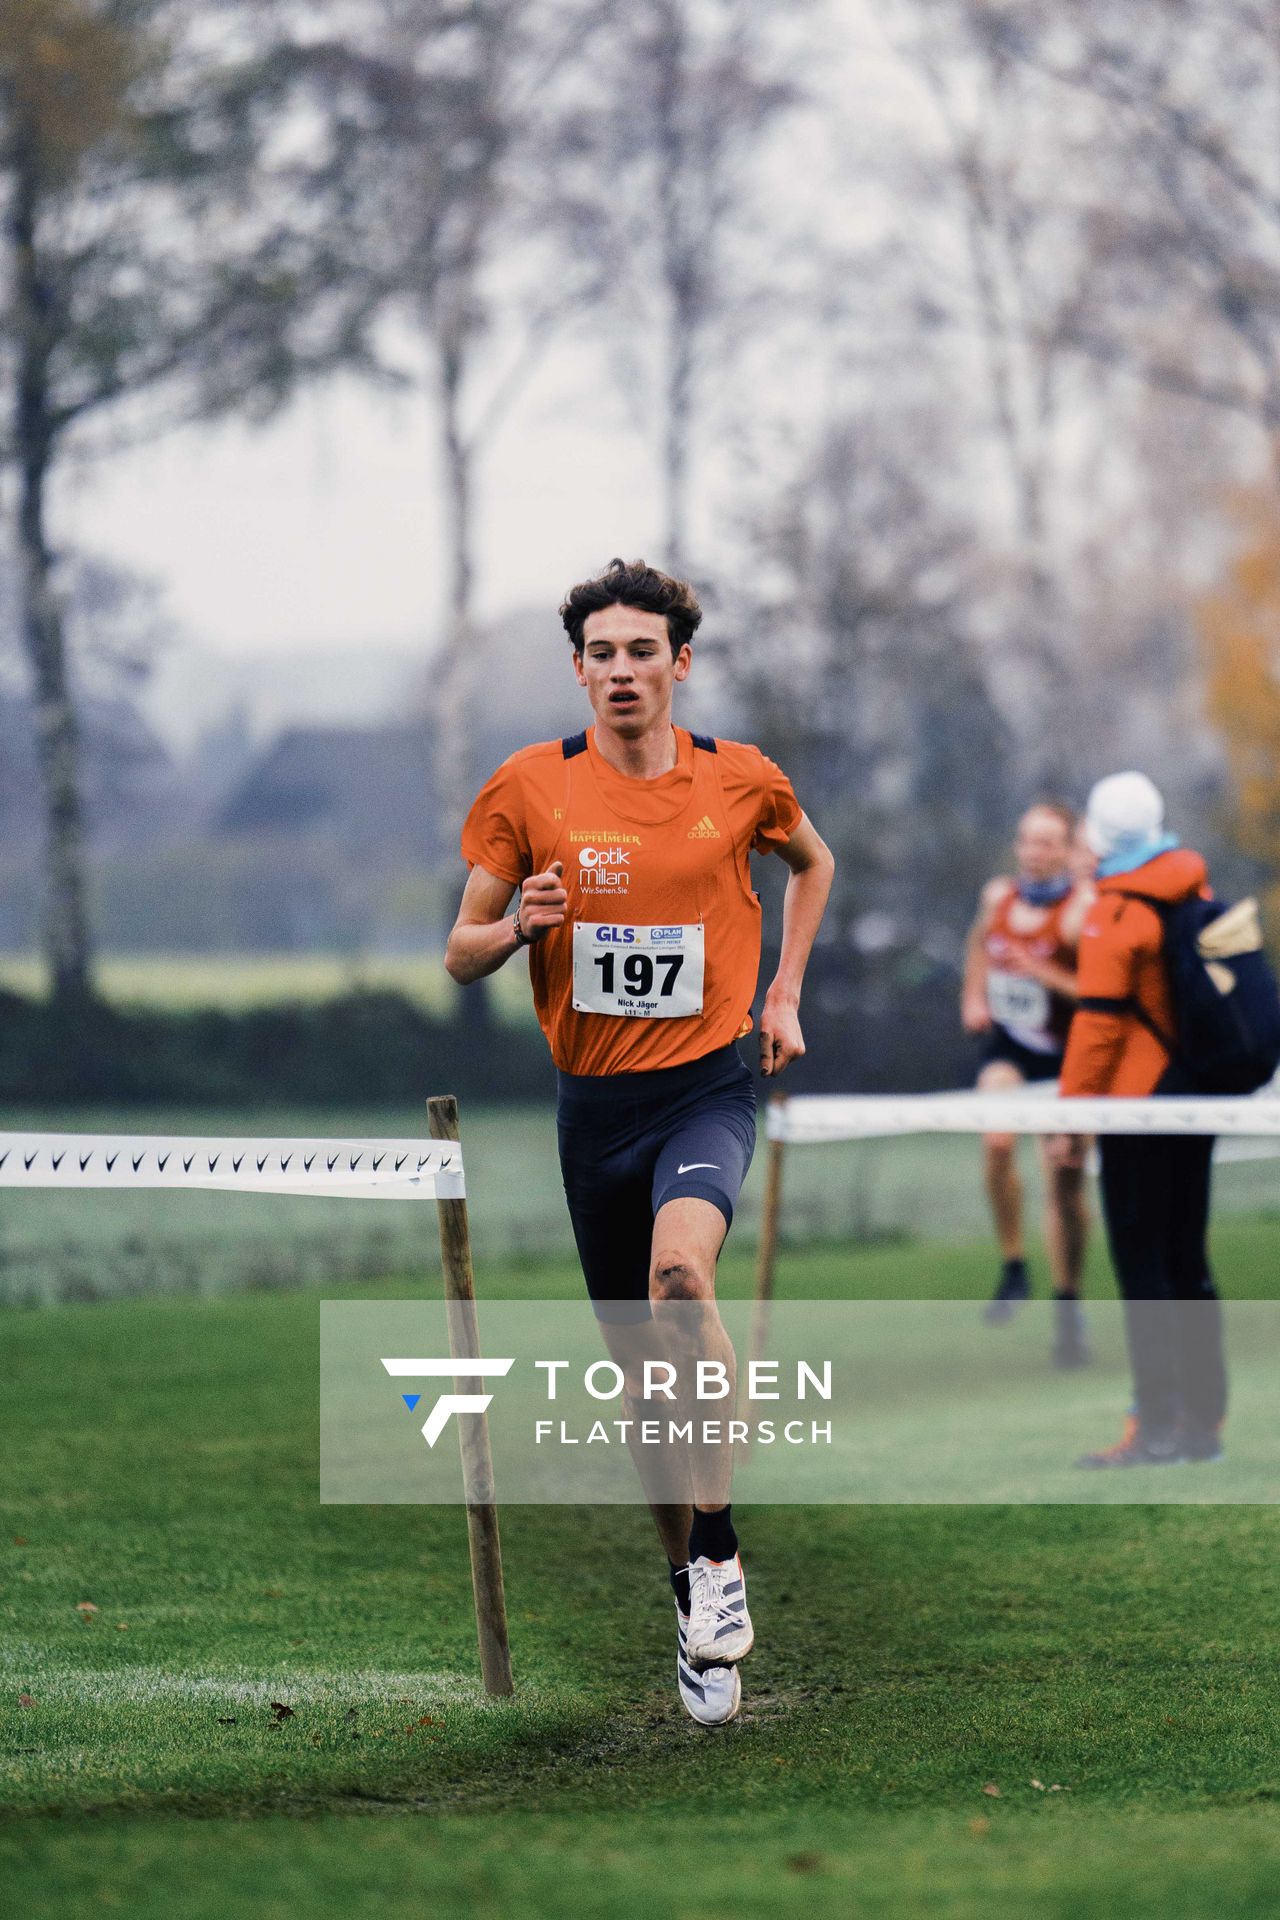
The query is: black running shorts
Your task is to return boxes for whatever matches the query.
[980,1025,1063,1085]
[556,1041,757,1310]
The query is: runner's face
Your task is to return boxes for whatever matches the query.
[574,605,692,738]
[1015,809,1071,883]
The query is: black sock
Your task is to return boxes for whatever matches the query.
[688,1504,738,1564]
[668,1559,691,1614]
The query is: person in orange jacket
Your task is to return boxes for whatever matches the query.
[1060,771,1227,1468]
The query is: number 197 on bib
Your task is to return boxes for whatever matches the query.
[571,924,705,1019]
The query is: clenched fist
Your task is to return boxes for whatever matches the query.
[518,861,568,942]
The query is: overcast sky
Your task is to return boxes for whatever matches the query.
[41,3,916,686]
[54,355,660,660]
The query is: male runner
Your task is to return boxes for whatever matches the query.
[446,557,833,1727]
[961,802,1092,1364]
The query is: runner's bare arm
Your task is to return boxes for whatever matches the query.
[1060,883,1095,947]
[962,878,1009,1033]
[1005,883,1095,998]
[1004,951,1080,998]
[445,861,567,985]
[758,812,835,1078]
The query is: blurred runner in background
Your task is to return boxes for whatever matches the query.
[962,803,1093,1365]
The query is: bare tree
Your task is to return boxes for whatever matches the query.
[986,0,1280,455]
[839,1,1280,796]
[566,0,805,572]
[886,2,1280,486]
[729,396,1014,1087]
[255,1,613,1027]
[0,0,363,1006]
[269,1,600,807]
[875,2,1123,617]
[0,541,170,845]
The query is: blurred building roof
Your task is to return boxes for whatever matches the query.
[217,723,441,860]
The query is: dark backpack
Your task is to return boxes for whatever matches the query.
[1095,892,1280,1094]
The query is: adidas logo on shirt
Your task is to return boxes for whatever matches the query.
[688,814,721,839]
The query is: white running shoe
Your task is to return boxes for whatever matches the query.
[676,1606,740,1726]
[685,1552,754,1668]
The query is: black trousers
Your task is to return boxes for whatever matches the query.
[1097,1132,1227,1437]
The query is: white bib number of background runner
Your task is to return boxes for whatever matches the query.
[986,968,1051,1034]
[572,923,704,1019]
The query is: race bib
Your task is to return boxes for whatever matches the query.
[986,968,1051,1035]
[572,923,705,1019]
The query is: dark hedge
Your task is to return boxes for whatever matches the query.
[0,988,554,1105]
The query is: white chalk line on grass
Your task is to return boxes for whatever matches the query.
[0,1661,483,1708]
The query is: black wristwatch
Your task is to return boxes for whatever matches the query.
[512,904,531,948]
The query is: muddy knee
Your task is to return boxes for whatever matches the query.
[650,1254,711,1304]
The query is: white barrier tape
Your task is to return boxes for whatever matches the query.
[0,1134,464,1200]
[767,1094,1280,1145]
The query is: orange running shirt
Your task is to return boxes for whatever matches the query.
[983,881,1084,1054]
[460,725,802,1075]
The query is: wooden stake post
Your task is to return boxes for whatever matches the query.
[749,1098,788,1380]
[427,1095,514,1697]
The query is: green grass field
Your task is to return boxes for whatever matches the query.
[0,951,534,1021]
[5,1223,1280,1916]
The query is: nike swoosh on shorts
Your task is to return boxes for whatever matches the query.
[677,1162,720,1175]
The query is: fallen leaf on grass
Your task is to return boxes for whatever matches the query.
[1031,1779,1045,1790]
[18,1694,36,1709]
[982,1784,1001,1798]
[969,1817,991,1839]
[262,1589,284,1600]
[1047,1784,1070,1792]
[13,1536,28,1547]
[75,1601,98,1619]
[269,1702,295,1723]
[115,1623,129,1632]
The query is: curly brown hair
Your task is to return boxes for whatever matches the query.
[559,557,703,658]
